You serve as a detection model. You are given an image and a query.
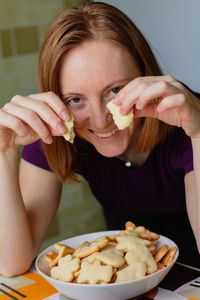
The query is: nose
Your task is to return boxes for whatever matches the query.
[89,101,112,129]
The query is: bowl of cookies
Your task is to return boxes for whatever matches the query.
[36,221,179,300]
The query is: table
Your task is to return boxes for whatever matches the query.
[0,262,199,300]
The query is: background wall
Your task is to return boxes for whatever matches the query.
[99,0,200,92]
[0,0,106,250]
[0,0,88,102]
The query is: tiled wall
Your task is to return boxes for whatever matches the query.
[0,0,106,249]
[0,0,88,102]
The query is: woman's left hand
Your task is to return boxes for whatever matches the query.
[114,75,200,138]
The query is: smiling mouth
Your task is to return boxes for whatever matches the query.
[91,128,118,138]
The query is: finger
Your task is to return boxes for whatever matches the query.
[2,103,52,143]
[138,74,175,83]
[113,75,175,105]
[10,95,66,134]
[156,93,186,113]
[119,81,150,115]
[26,92,70,121]
[113,77,148,105]
[134,102,159,119]
[136,81,179,110]
[170,80,186,91]
[0,109,28,137]
[115,78,160,115]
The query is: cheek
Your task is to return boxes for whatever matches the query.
[73,111,88,129]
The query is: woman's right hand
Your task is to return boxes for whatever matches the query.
[0,92,69,151]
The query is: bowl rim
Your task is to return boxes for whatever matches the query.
[36,230,179,287]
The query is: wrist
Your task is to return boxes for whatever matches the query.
[0,146,19,164]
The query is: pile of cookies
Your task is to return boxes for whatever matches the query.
[44,221,177,284]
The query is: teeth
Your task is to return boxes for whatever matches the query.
[94,129,117,138]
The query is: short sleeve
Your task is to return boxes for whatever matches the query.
[22,141,51,171]
[182,137,193,174]
[172,129,193,175]
[180,85,199,174]
[167,128,193,176]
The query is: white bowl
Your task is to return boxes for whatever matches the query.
[36,230,179,300]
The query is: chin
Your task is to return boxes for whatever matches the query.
[93,144,126,158]
[78,128,131,157]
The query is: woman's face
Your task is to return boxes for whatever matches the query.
[59,40,142,157]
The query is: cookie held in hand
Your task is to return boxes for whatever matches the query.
[63,116,75,143]
[106,100,134,130]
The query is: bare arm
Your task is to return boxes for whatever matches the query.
[0,151,62,276]
[185,138,200,252]
[20,159,62,258]
[0,92,70,276]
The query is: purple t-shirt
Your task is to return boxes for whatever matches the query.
[22,128,193,214]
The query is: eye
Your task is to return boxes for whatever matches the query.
[111,87,121,95]
[105,86,123,103]
[107,86,123,100]
[65,97,81,105]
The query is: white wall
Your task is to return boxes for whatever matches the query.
[98,0,200,92]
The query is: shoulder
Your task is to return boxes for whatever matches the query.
[160,128,193,174]
[165,127,191,148]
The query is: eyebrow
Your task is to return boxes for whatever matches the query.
[60,77,132,99]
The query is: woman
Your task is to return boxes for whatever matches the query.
[0,2,199,276]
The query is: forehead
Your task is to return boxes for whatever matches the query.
[59,40,141,92]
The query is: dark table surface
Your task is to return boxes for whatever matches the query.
[138,262,200,299]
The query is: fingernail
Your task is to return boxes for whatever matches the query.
[119,106,126,115]
[57,122,66,133]
[113,95,120,104]
[61,110,69,120]
[156,105,162,113]
[136,101,142,110]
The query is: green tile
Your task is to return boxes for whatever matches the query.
[0,74,21,105]
[15,26,39,55]
[0,1,22,28]
[46,216,60,239]
[63,0,91,8]
[1,29,13,57]
[3,54,38,73]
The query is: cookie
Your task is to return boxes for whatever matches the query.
[106,100,134,130]
[77,260,113,284]
[48,243,75,268]
[51,254,80,282]
[44,251,57,264]
[95,248,125,268]
[73,238,108,259]
[115,262,146,283]
[162,246,178,266]
[63,116,75,143]
[125,243,157,275]
[135,226,160,241]
[154,244,169,263]
[116,234,151,252]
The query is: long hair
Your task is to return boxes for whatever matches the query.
[39,1,173,182]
